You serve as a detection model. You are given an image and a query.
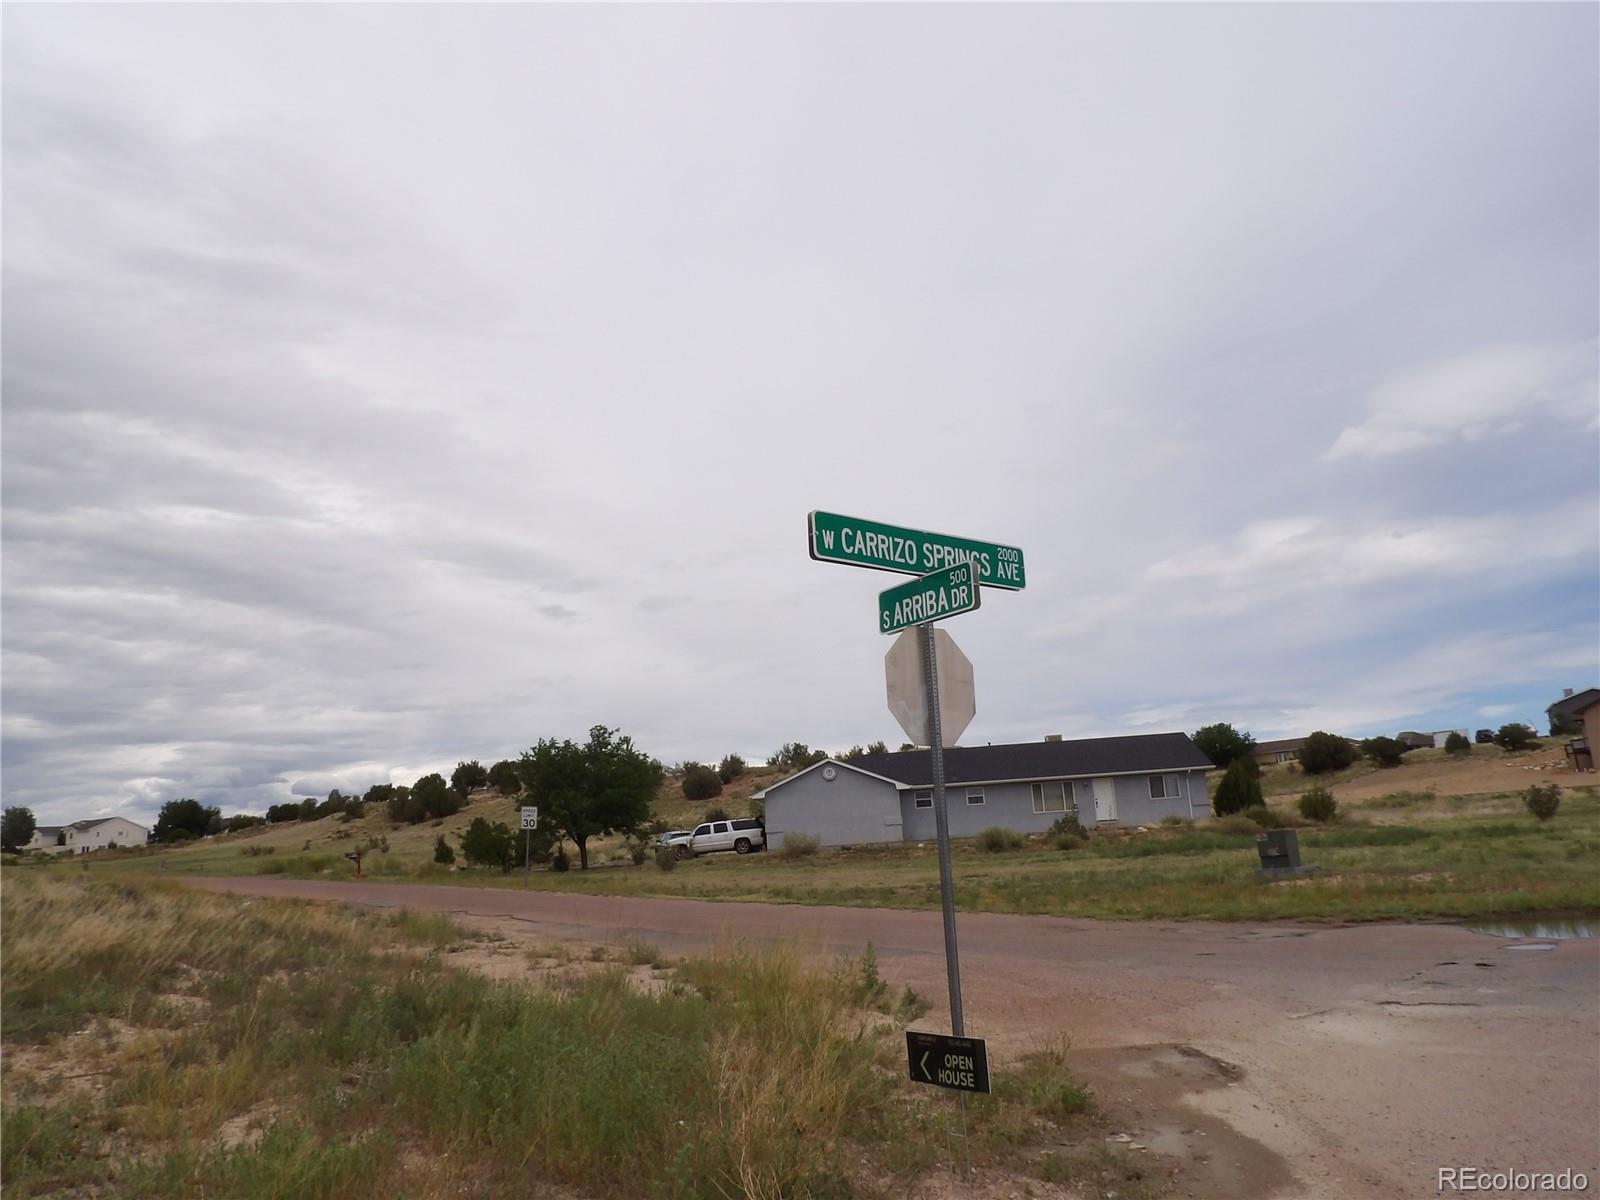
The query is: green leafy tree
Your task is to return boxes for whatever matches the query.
[1494,723,1538,753]
[457,818,516,870]
[717,754,746,784]
[517,725,662,870]
[223,814,266,833]
[771,743,827,771]
[840,745,866,761]
[1444,731,1472,756]
[1359,736,1406,768]
[865,741,888,755]
[1212,759,1264,817]
[2,806,37,852]
[1192,723,1257,769]
[297,797,318,821]
[898,743,916,752]
[451,760,490,796]
[411,774,460,821]
[153,798,221,843]
[488,760,521,795]
[265,803,301,824]
[682,764,722,802]
[386,786,424,825]
[363,783,396,806]
[1296,731,1355,775]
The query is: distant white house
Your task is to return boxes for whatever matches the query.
[23,817,148,855]
[1431,729,1470,749]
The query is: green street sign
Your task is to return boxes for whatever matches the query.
[807,511,1026,590]
[879,562,980,634]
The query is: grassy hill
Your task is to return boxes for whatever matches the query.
[65,764,790,879]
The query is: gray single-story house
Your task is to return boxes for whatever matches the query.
[755,733,1213,850]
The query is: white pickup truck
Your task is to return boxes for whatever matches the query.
[664,818,765,859]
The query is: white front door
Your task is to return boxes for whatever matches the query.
[1091,777,1118,823]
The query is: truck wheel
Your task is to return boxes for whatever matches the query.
[674,845,689,860]
[734,838,751,854]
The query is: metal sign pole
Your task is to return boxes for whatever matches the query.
[919,621,964,1035]
[524,828,530,882]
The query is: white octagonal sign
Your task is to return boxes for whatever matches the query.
[885,628,975,748]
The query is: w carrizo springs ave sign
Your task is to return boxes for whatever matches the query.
[879,561,980,634]
[808,511,1026,590]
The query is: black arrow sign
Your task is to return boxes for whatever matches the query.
[905,1030,990,1094]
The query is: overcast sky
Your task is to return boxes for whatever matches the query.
[4,5,1597,825]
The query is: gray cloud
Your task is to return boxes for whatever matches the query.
[3,5,1595,823]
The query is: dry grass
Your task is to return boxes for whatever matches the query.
[1,875,1101,1199]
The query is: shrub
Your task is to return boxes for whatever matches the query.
[433,836,455,865]
[1360,736,1406,768]
[1191,723,1256,769]
[1297,731,1356,775]
[386,788,424,825]
[551,846,571,872]
[777,834,820,858]
[654,846,677,871]
[1444,731,1472,756]
[451,760,490,796]
[1298,786,1338,823]
[1046,814,1086,848]
[682,765,723,802]
[1524,783,1561,821]
[1243,805,1291,828]
[975,826,1025,853]
[241,845,276,858]
[703,806,730,823]
[717,754,746,784]
[1212,758,1264,816]
[628,838,650,866]
[1495,723,1539,753]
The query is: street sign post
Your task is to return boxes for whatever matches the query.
[808,511,1026,590]
[879,561,979,635]
[809,506,1023,1178]
[520,806,538,879]
[906,1030,991,1094]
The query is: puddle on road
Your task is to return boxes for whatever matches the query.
[1462,918,1598,941]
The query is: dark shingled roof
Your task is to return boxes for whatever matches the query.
[850,733,1211,788]
[1548,688,1600,719]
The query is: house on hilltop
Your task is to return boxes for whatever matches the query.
[22,817,148,855]
[753,732,1213,850]
[1547,688,1600,736]
[1252,737,1309,767]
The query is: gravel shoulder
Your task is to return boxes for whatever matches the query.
[183,876,1600,1200]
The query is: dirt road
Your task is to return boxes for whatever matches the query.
[184,877,1599,1199]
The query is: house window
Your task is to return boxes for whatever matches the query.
[1030,782,1067,814]
[1148,775,1175,800]
[966,789,985,806]
[913,790,933,810]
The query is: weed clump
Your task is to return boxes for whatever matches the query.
[777,834,819,858]
[1298,787,1338,823]
[1525,783,1561,822]
[654,846,677,871]
[976,827,1026,853]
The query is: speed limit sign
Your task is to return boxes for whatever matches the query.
[520,806,538,831]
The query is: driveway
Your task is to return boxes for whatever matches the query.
[183,876,1600,1199]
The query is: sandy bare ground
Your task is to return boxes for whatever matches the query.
[1321,751,1588,803]
[184,877,1599,1200]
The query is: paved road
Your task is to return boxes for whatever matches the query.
[184,877,1600,1199]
